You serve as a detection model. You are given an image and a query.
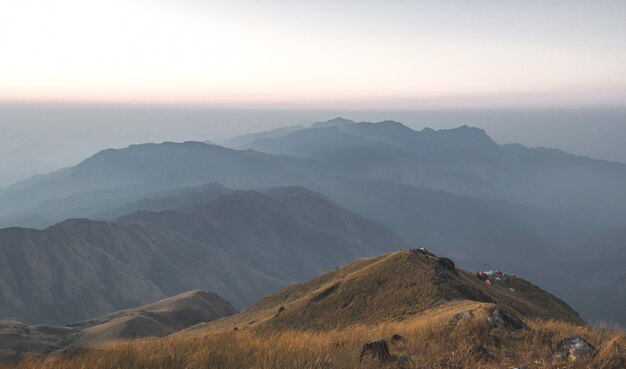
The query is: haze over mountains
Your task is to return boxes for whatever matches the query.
[0,117,625,328]
[0,187,399,324]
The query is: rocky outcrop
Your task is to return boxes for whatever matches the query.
[554,336,597,360]
[488,309,528,330]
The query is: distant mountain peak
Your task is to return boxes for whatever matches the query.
[312,117,356,128]
[221,125,305,148]
[434,125,497,148]
[376,120,404,126]
[451,124,483,132]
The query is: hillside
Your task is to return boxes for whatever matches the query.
[0,187,402,323]
[198,250,584,333]
[0,290,236,365]
[70,290,237,347]
[11,251,625,369]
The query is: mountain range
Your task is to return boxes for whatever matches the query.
[0,118,625,327]
[0,187,400,324]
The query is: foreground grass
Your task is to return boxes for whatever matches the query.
[8,313,625,369]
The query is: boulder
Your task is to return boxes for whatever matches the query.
[554,336,597,360]
[437,257,455,270]
[489,309,527,330]
[359,339,392,362]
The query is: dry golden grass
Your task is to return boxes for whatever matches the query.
[12,307,625,369]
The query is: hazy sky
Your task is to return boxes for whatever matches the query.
[1,0,626,107]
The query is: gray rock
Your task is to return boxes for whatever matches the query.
[359,339,392,362]
[554,335,597,360]
[489,308,527,330]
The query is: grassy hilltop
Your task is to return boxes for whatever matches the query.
[8,251,626,369]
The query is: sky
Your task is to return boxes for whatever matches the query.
[1,0,626,107]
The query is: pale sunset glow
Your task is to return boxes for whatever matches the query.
[1,0,625,107]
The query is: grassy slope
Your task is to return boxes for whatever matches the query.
[11,311,625,369]
[9,251,624,369]
[199,251,583,333]
[69,290,237,347]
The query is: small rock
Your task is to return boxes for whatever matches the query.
[391,334,404,343]
[359,339,392,362]
[233,326,239,331]
[554,335,597,360]
[490,309,527,330]
[437,257,455,270]
[450,310,474,325]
